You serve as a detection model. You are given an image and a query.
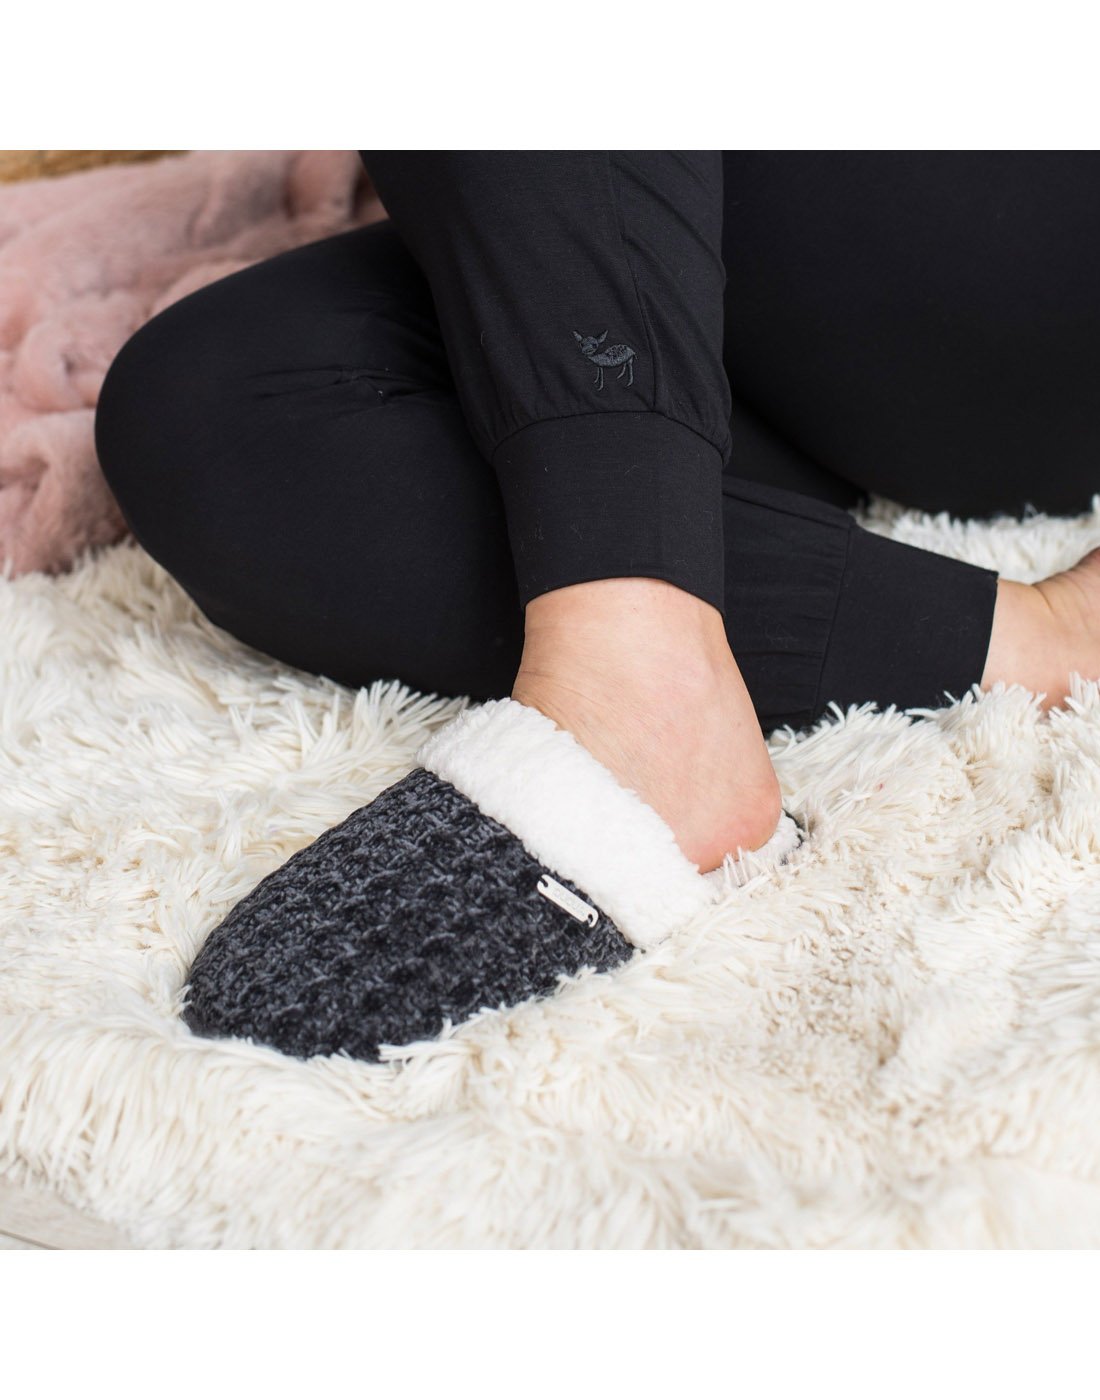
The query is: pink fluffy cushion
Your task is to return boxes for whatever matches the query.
[0,151,383,575]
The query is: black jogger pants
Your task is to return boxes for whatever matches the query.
[94,153,1100,732]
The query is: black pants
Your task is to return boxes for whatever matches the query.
[94,154,1100,732]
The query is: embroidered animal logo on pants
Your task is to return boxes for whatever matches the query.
[573,330,636,389]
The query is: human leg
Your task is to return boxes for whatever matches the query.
[719,151,1100,719]
[722,151,1100,520]
[95,221,525,702]
[96,211,783,868]
[96,163,1100,848]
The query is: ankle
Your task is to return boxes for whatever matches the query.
[515,579,742,753]
[1034,548,1100,634]
[520,577,735,691]
[512,578,782,869]
[982,577,1070,708]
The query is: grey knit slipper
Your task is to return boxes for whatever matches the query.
[182,698,802,1062]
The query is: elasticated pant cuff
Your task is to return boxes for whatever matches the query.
[819,524,1000,715]
[492,413,726,612]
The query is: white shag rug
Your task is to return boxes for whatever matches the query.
[3,500,1100,1249]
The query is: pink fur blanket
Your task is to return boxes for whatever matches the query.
[0,151,383,575]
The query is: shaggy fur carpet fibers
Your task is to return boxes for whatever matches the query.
[2,500,1100,1248]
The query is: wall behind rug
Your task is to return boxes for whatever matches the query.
[0,151,179,182]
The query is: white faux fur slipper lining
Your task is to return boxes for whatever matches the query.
[418,698,800,950]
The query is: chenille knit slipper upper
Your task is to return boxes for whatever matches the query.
[182,698,802,1062]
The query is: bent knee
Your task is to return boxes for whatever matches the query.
[95,291,244,558]
[97,297,203,481]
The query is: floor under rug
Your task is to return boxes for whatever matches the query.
[2,499,1100,1248]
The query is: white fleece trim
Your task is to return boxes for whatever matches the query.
[417,698,720,949]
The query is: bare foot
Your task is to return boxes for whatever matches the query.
[982,547,1100,708]
[512,577,782,872]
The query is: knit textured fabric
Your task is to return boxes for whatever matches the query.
[182,768,634,1061]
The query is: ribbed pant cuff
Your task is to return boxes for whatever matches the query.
[492,413,726,612]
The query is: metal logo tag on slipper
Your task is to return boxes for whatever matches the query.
[182,699,802,1062]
